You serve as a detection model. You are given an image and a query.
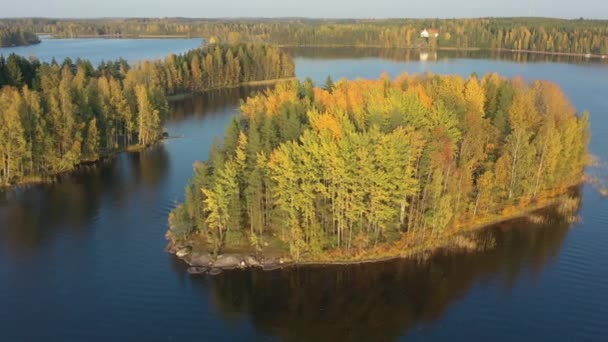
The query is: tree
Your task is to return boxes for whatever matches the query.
[323,75,335,93]
[464,75,485,116]
[135,84,160,146]
[83,118,100,161]
[0,88,28,184]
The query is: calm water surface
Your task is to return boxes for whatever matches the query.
[1,43,607,341]
[0,38,203,64]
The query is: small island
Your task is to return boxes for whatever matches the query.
[167,73,589,273]
[0,28,40,47]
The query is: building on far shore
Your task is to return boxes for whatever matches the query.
[420,29,440,38]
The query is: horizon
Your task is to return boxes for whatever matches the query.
[2,15,608,21]
[0,0,607,20]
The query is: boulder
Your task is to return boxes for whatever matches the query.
[188,253,213,267]
[244,255,261,267]
[213,254,242,269]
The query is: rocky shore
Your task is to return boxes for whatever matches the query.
[167,244,291,275]
[166,196,575,276]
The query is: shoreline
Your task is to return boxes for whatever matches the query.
[45,35,195,40]
[167,77,298,101]
[0,142,160,190]
[170,192,575,275]
[0,40,42,48]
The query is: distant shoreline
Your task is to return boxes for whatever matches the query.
[0,40,41,48]
[278,44,608,60]
[35,34,197,39]
[24,36,608,60]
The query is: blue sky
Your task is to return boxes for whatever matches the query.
[0,0,606,19]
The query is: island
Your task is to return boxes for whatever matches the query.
[0,28,40,47]
[0,44,294,187]
[166,73,589,273]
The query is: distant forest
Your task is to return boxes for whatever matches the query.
[3,17,608,54]
[0,27,40,47]
[0,44,294,186]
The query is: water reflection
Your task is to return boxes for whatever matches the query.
[126,145,170,188]
[0,144,170,255]
[201,195,581,342]
[284,47,608,65]
[171,86,273,123]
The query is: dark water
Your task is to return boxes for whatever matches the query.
[0,38,203,65]
[1,46,608,341]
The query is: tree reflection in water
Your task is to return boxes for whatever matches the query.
[196,192,581,342]
[0,145,170,256]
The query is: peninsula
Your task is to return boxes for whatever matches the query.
[0,44,294,187]
[0,27,40,47]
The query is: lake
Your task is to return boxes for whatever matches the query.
[1,42,607,341]
[0,37,203,65]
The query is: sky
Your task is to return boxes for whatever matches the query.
[0,0,606,19]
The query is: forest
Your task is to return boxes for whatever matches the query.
[0,44,294,186]
[0,27,40,47]
[167,74,589,260]
[4,17,608,55]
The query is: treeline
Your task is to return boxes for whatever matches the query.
[5,17,608,55]
[168,74,589,259]
[0,27,40,47]
[0,44,294,186]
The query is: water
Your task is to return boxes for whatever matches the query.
[0,37,203,65]
[1,43,608,341]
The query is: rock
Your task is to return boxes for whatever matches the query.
[208,268,223,275]
[213,254,242,269]
[187,267,208,275]
[188,253,213,267]
[244,255,261,267]
[176,247,191,258]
